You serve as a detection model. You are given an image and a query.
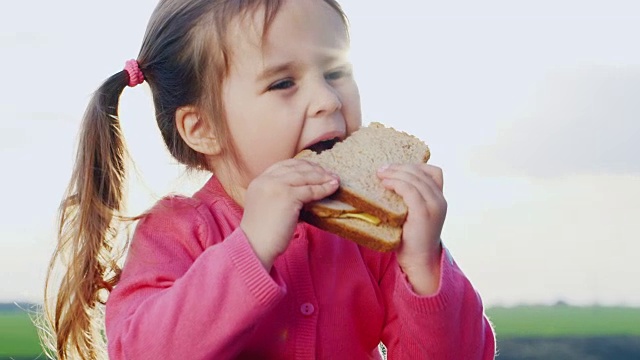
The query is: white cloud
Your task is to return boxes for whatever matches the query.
[472,66,640,178]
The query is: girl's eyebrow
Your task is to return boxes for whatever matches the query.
[255,51,349,82]
[256,61,297,82]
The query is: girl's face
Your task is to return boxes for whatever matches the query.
[217,0,361,196]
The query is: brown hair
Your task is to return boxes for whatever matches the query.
[42,0,348,359]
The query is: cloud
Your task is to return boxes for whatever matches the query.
[472,66,640,177]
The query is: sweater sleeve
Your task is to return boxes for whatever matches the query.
[380,246,496,359]
[105,197,286,360]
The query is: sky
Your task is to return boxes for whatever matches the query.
[1,0,639,307]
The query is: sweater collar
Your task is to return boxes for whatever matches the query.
[199,174,244,218]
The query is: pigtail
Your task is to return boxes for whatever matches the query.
[43,70,133,360]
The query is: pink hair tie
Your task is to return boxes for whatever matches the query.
[124,59,144,87]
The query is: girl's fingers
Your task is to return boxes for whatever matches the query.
[281,168,338,187]
[265,159,338,186]
[381,170,436,206]
[256,158,339,204]
[270,158,331,176]
[422,164,444,192]
[380,177,431,218]
[378,164,444,202]
[292,179,340,202]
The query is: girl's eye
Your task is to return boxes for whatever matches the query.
[325,67,352,81]
[268,79,295,91]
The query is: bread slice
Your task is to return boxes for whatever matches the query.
[296,122,430,251]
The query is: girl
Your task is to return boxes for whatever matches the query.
[44,0,496,359]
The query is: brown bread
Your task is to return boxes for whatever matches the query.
[297,122,430,251]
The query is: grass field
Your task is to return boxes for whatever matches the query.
[0,311,43,359]
[0,304,639,358]
[486,305,640,338]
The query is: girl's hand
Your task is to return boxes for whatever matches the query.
[377,163,447,295]
[241,159,340,271]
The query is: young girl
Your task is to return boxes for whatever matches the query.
[44,0,496,359]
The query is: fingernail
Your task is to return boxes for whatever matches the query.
[328,179,339,185]
[378,164,390,172]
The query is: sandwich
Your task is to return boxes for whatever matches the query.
[295,122,430,252]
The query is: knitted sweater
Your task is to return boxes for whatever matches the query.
[105,176,496,359]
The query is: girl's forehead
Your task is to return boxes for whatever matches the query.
[227,0,349,77]
[225,0,349,64]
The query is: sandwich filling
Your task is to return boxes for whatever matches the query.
[316,211,382,225]
[336,212,382,225]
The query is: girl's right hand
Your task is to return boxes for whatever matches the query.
[240,159,339,271]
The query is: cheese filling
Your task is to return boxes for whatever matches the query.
[336,213,382,225]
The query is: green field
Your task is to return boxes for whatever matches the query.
[0,305,639,358]
[0,311,43,359]
[486,305,640,339]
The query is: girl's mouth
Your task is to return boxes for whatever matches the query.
[306,137,340,154]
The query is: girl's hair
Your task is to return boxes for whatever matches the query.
[42,0,348,359]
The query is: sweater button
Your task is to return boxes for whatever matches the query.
[300,303,315,316]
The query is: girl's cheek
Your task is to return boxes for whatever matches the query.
[345,100,362,131]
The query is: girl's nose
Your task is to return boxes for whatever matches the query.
[307,80,342,118]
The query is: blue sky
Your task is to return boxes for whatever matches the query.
[1,0,639,306]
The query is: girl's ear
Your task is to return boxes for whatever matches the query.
[175,106,222,156]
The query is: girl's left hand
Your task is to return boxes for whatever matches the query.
[377,163,447,295]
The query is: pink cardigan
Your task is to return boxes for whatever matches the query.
[105,176,496,359]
